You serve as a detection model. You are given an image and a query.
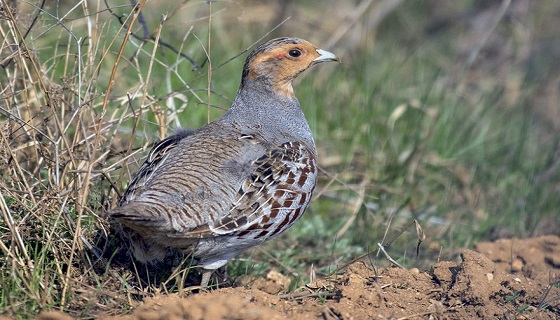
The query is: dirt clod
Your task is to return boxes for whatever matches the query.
[26,236,560,319]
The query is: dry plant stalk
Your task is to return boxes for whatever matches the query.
[0,0,207,314]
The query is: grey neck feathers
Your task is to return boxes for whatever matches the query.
[219,80,314,144]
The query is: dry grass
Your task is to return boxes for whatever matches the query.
[2,0,560,318]
[0,0,218,316]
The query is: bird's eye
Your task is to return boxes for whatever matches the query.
[288,49,302,58]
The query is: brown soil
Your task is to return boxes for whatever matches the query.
[35,236,559,319]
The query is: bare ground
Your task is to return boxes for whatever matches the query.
[29,235,560,320]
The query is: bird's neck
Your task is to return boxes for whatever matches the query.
[220,81,314,143]
[240,77,296,99]
[231,80,301,114]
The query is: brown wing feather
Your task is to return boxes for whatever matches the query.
[114,137,316,242]
[209,141,317,237]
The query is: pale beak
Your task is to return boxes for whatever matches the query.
[313,49,340,63]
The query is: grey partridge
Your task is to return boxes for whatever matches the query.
[110,37,339,287]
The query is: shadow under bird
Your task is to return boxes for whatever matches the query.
[110,37,339,287]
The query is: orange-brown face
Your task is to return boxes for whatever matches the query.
[243,38,339,97]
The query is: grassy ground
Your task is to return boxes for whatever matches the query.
[1,0,559,317]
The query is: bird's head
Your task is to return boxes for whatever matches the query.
[241,37,339,98]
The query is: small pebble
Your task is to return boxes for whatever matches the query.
[511,258,524,272]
